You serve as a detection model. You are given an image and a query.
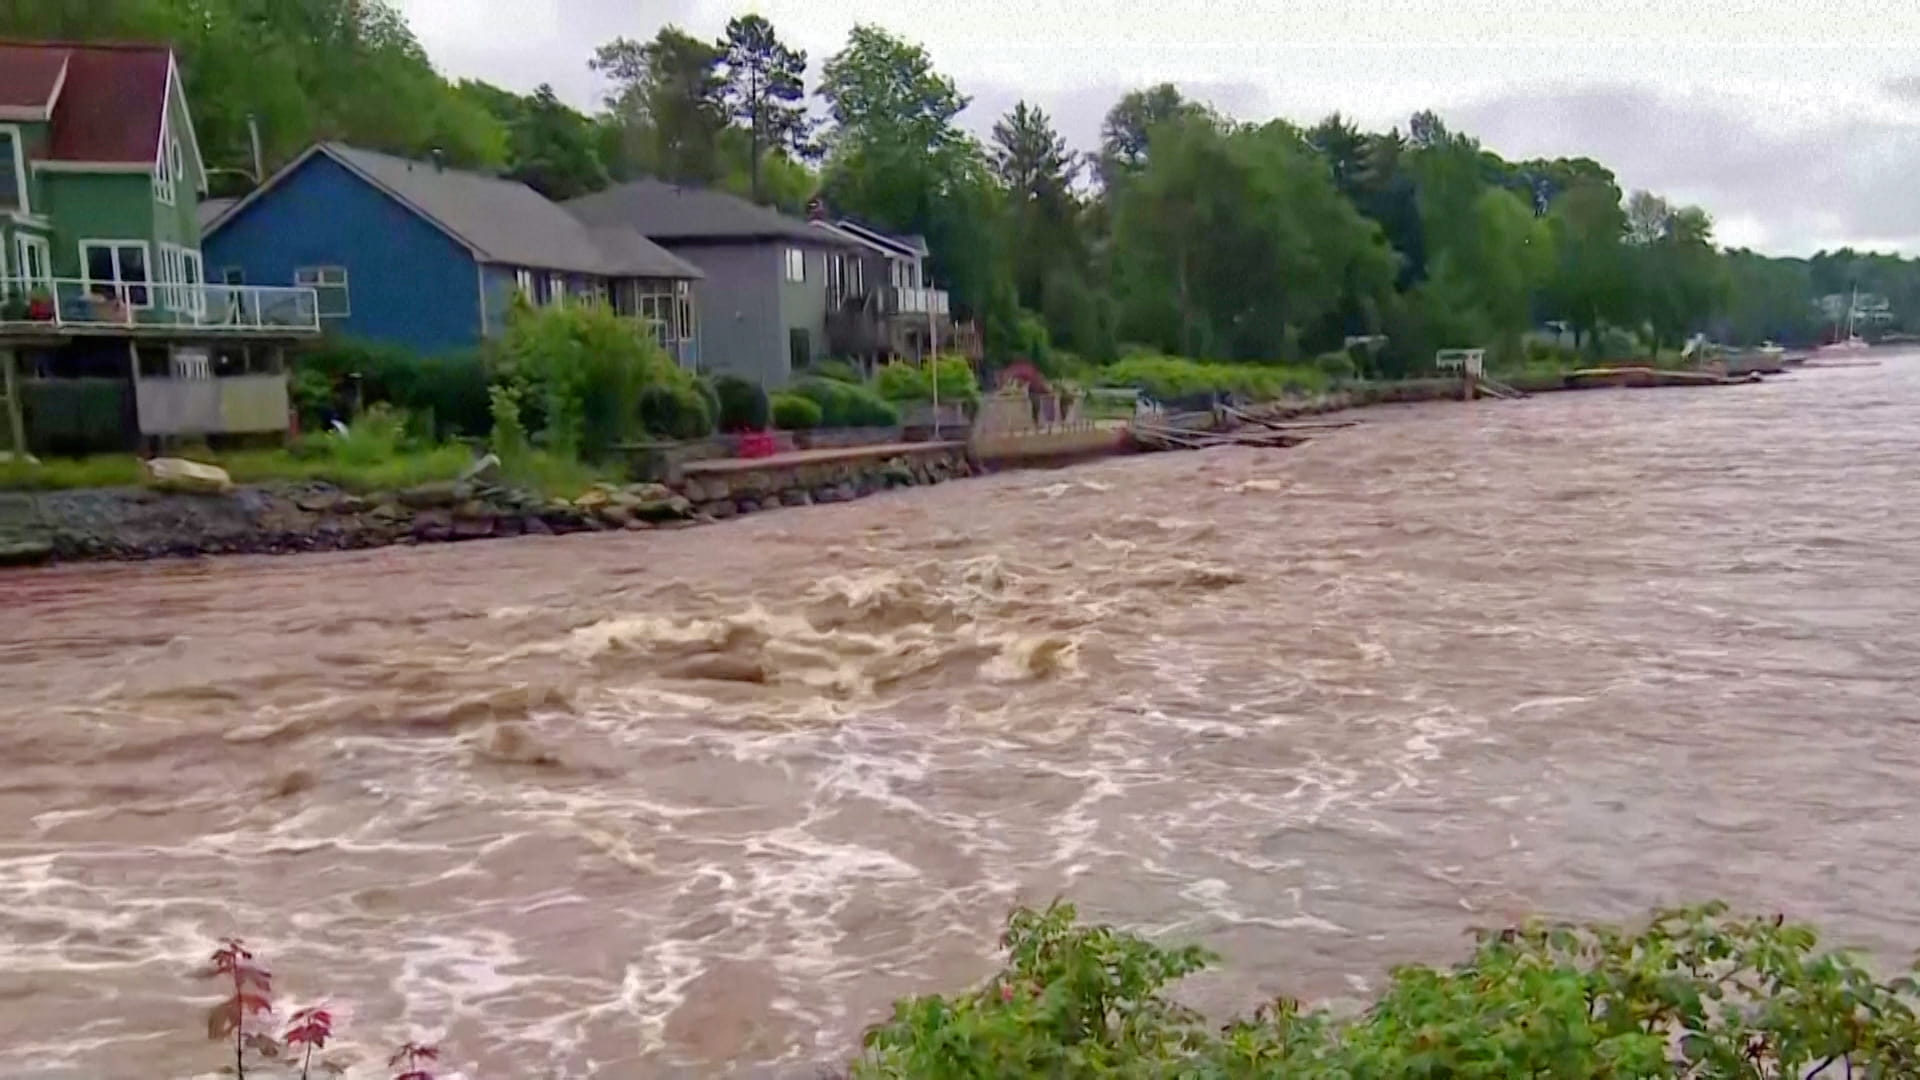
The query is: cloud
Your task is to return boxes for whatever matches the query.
[1456,84,1920,254]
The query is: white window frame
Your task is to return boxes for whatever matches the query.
[514,268,535,300]
[547,272,566,307]
[152,117,176,206]
[295,265,350,319]
[784,247,806,283]
[80,238,153,309]
[11,233,50,296]
[0,123,28,216]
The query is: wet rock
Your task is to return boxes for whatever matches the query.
[623,518,655,531]
[573,487,613,511]
[631,495,694,522]
[624,482,675,503]
[781,489,812,507]
[459,452,503,485]
[411,509,453,541]
[294,491,343,513]
[735,498,760,514]
[452,515,494,540]
[397,481,467,509]
[700,499,739,520]
[599,504,634,527]
[522,516,554,537]
[0,538,54,565]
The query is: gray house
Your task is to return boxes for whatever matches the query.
[810,217,976,368]
[565,180,855,387]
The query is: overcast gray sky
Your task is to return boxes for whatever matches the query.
[396,0,1920,256]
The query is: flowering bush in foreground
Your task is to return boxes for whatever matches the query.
[198,938,439,1079]
[854,901,1920,1078]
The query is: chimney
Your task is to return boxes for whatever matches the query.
[431,149,445,173]
[805,196,827,222]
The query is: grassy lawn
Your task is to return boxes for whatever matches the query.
[0,445,615,497]
[0,446,474,493]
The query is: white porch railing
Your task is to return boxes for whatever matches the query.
[0,278,321,334]
[882,285,951,317]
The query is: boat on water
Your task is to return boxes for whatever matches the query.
[1819,288,1871,354]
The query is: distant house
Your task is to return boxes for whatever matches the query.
[810,216,977,368]
[564,179,858,387]
[204,143,705,362]
[1,41,320,455]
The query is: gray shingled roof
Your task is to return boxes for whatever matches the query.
[565,178,847,245]
[210,143,700,280]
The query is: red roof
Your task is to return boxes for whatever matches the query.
[0,41,172,164]
[0,45,70,111]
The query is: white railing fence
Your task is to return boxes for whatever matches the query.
[0,278,320,333]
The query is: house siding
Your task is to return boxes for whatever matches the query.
[39,173,157,278]
[667,242,783,385]
[204,153,483,354]
[152,72,202,253]
[776,242,833,380]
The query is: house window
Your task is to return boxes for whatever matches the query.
[11,234,49,295]
[295,266,350,318]
[81,240,152,307]
[547,272,567,307]
[676,281,694,346]
[514,268,535,300]
[153,122,176,205]
[789,328,811,372]
[0,127,23,213]
[221,266,245,285]
[784,247,807,283]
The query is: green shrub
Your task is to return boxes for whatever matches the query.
[488,384,530,465]
[637,382,715,440]
[874,357,980,404]
[855,901,1920,1079]
[329,403,409,467]
[495,301,689,459]
[1096,355,1327,403]
[294,338,491,442]
[710,374,770,433]
[791,378,900,428]
[1312,350,1357,382]
[769,393,823,430]
[806,358,865,384]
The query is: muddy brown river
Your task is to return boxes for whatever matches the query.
[6,356,1920,1078]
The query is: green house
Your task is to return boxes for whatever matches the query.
[0,40,319,457]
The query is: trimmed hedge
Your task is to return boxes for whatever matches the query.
[711,375,770,433]
[638,383,715,440]
[769,393,823,431]
[790,377,901,429]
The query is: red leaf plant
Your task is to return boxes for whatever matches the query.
[283,1005,335,1080]
[389,1041,440,1080]
[202,938,277,1078]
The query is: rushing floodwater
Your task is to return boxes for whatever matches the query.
[7,355,1920,1078]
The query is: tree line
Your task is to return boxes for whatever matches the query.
[8,0,1916,373]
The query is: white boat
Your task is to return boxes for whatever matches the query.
[1819,288,1871,353]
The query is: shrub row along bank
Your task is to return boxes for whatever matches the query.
[851,902,1920,1078]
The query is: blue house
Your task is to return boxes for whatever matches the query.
[203,142,704,361]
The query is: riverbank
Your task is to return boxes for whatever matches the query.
[0,441,975,565]
[0,371,1764,566]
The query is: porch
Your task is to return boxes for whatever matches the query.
[1,278,321,338]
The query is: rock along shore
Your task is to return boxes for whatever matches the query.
[0,444,976,566]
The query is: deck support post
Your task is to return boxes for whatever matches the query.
[1,347,25,458]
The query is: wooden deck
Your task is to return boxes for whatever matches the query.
[679,440,966,476]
